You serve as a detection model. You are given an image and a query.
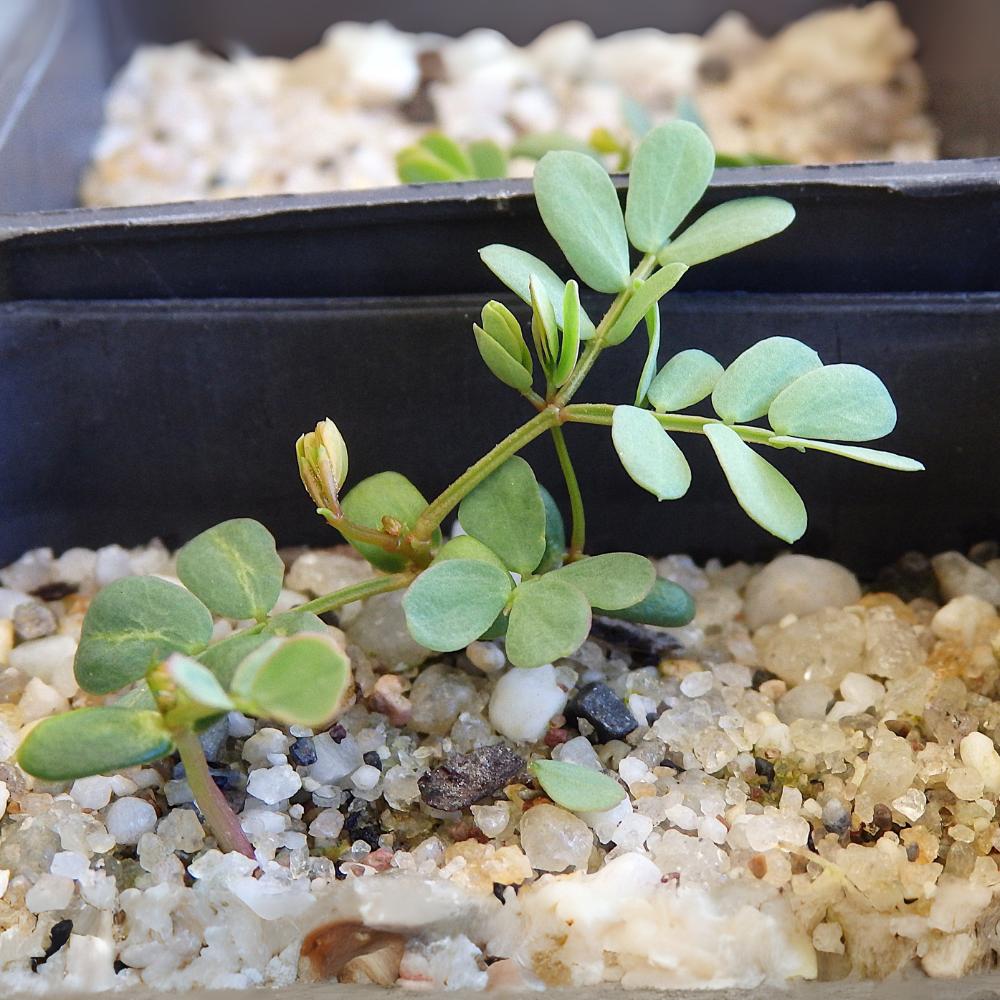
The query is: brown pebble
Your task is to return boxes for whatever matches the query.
[544,727,571,747]
[300,922,405,984]
[748,854,768,879]
[418,744,524,812]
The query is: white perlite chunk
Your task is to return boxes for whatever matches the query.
[9,634,78,697]
[71,776,115,811]
[157,808,206,853]
[105,796,158,845]
[247,764,302,804]
[520,804,593,872]
[812,921,846,954]
[471,802,511,839]
[489,664,567,742]
[959,732,1000,795]
[744,554,861,630]
[26,874,75,912]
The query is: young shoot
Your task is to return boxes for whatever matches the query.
[17,121,922,854]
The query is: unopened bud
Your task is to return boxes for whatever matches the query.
[296,418,349,515]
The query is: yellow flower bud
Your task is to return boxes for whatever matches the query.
[296,418,349,515]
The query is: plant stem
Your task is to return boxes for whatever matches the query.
[323,515,413,560]
[296,572,414,617]
[563,404,777,445]
[412,408,559,540]
[553,253,658,406]
[549,426,586,559]
[175,729,255,860]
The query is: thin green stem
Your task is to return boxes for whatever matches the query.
[553,253,658,406]
[175,729,255,860]
[296,572,413,617]
[563,403,777,445]
[549,426,586,559]
[412,408,559,540]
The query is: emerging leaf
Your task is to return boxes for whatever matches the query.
[481,301,531,369]
[341,472,438,572]
[711,337,822,423]
[648,349,724,412]
[529,758,626,812]
[551,280,582,387]
[533,151,630,293]
[769,436,924,472]
[529,275,560,372]
[199,629,268,689]
[704,424,807,543]
[625,121,716,254]
[231,634,352,728]
[162,653,235,726]
[605,263,688,346]
[17,707,174,782]
[598,576,695,628]
[611,406,691,501]
[420,134,474,175]
[458,457,547,574]
[478,245,595,338]
[505,575,591,669]
[75,576,213,695]
[403,559,513,651]
[768,364,897,441]
[659,197,795,267]
[633,305,660,406]
[551,553,656,611]
[474,324,533,392]
[536,485,567,575]
[177,518,285,621]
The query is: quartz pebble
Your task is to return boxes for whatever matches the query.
[25,874,75,913]
[520,804,593,872]
[932,551,1000,606]
[567,682,638,742]
[418,745,523,812]
[104,796,157,845]
[489,664,567,742]
[247,764,302,805]
[70,776,114,811]
[959,732,1000,795]
[12,601,57,640]
[744,554,861,630]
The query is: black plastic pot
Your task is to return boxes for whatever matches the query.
[0,1,999,300]
[0,2,997,575]
[1,291,996,572]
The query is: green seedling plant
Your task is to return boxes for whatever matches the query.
[17,121,923,829]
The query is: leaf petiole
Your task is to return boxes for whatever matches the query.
[549,425,586,560]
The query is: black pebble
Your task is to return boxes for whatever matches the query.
[567,682,638,743]
[328,724,347,744]
[418,744,524,812]
[362,751,383,771]
[751,668,779,690]
[590,616,681,667]
[493,883,507,904]
[754,756,775,783]
[31,581,77,601]
[289,737,317,767]
[344,805,381,850]
[873,551,939,603]
[31,919,73,971]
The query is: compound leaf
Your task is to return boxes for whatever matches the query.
[551,553,655,611]
[612,405,691,501]
[712,337,822,423]
[17,707,173,782]
[75,576,213,695]
[458,457,546,574]
[648,349,724,412]
[625,121,716,253]
[505,575,591,668]
[704,424,806,543]
[768,364,897,441]
[534,150,630,293]
[403,559,513,651]
[659,197,795,267]
[177,518,284,621]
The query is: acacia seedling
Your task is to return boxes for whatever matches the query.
[18,122,922,854]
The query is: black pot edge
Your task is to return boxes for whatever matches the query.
[2,156,998,240]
